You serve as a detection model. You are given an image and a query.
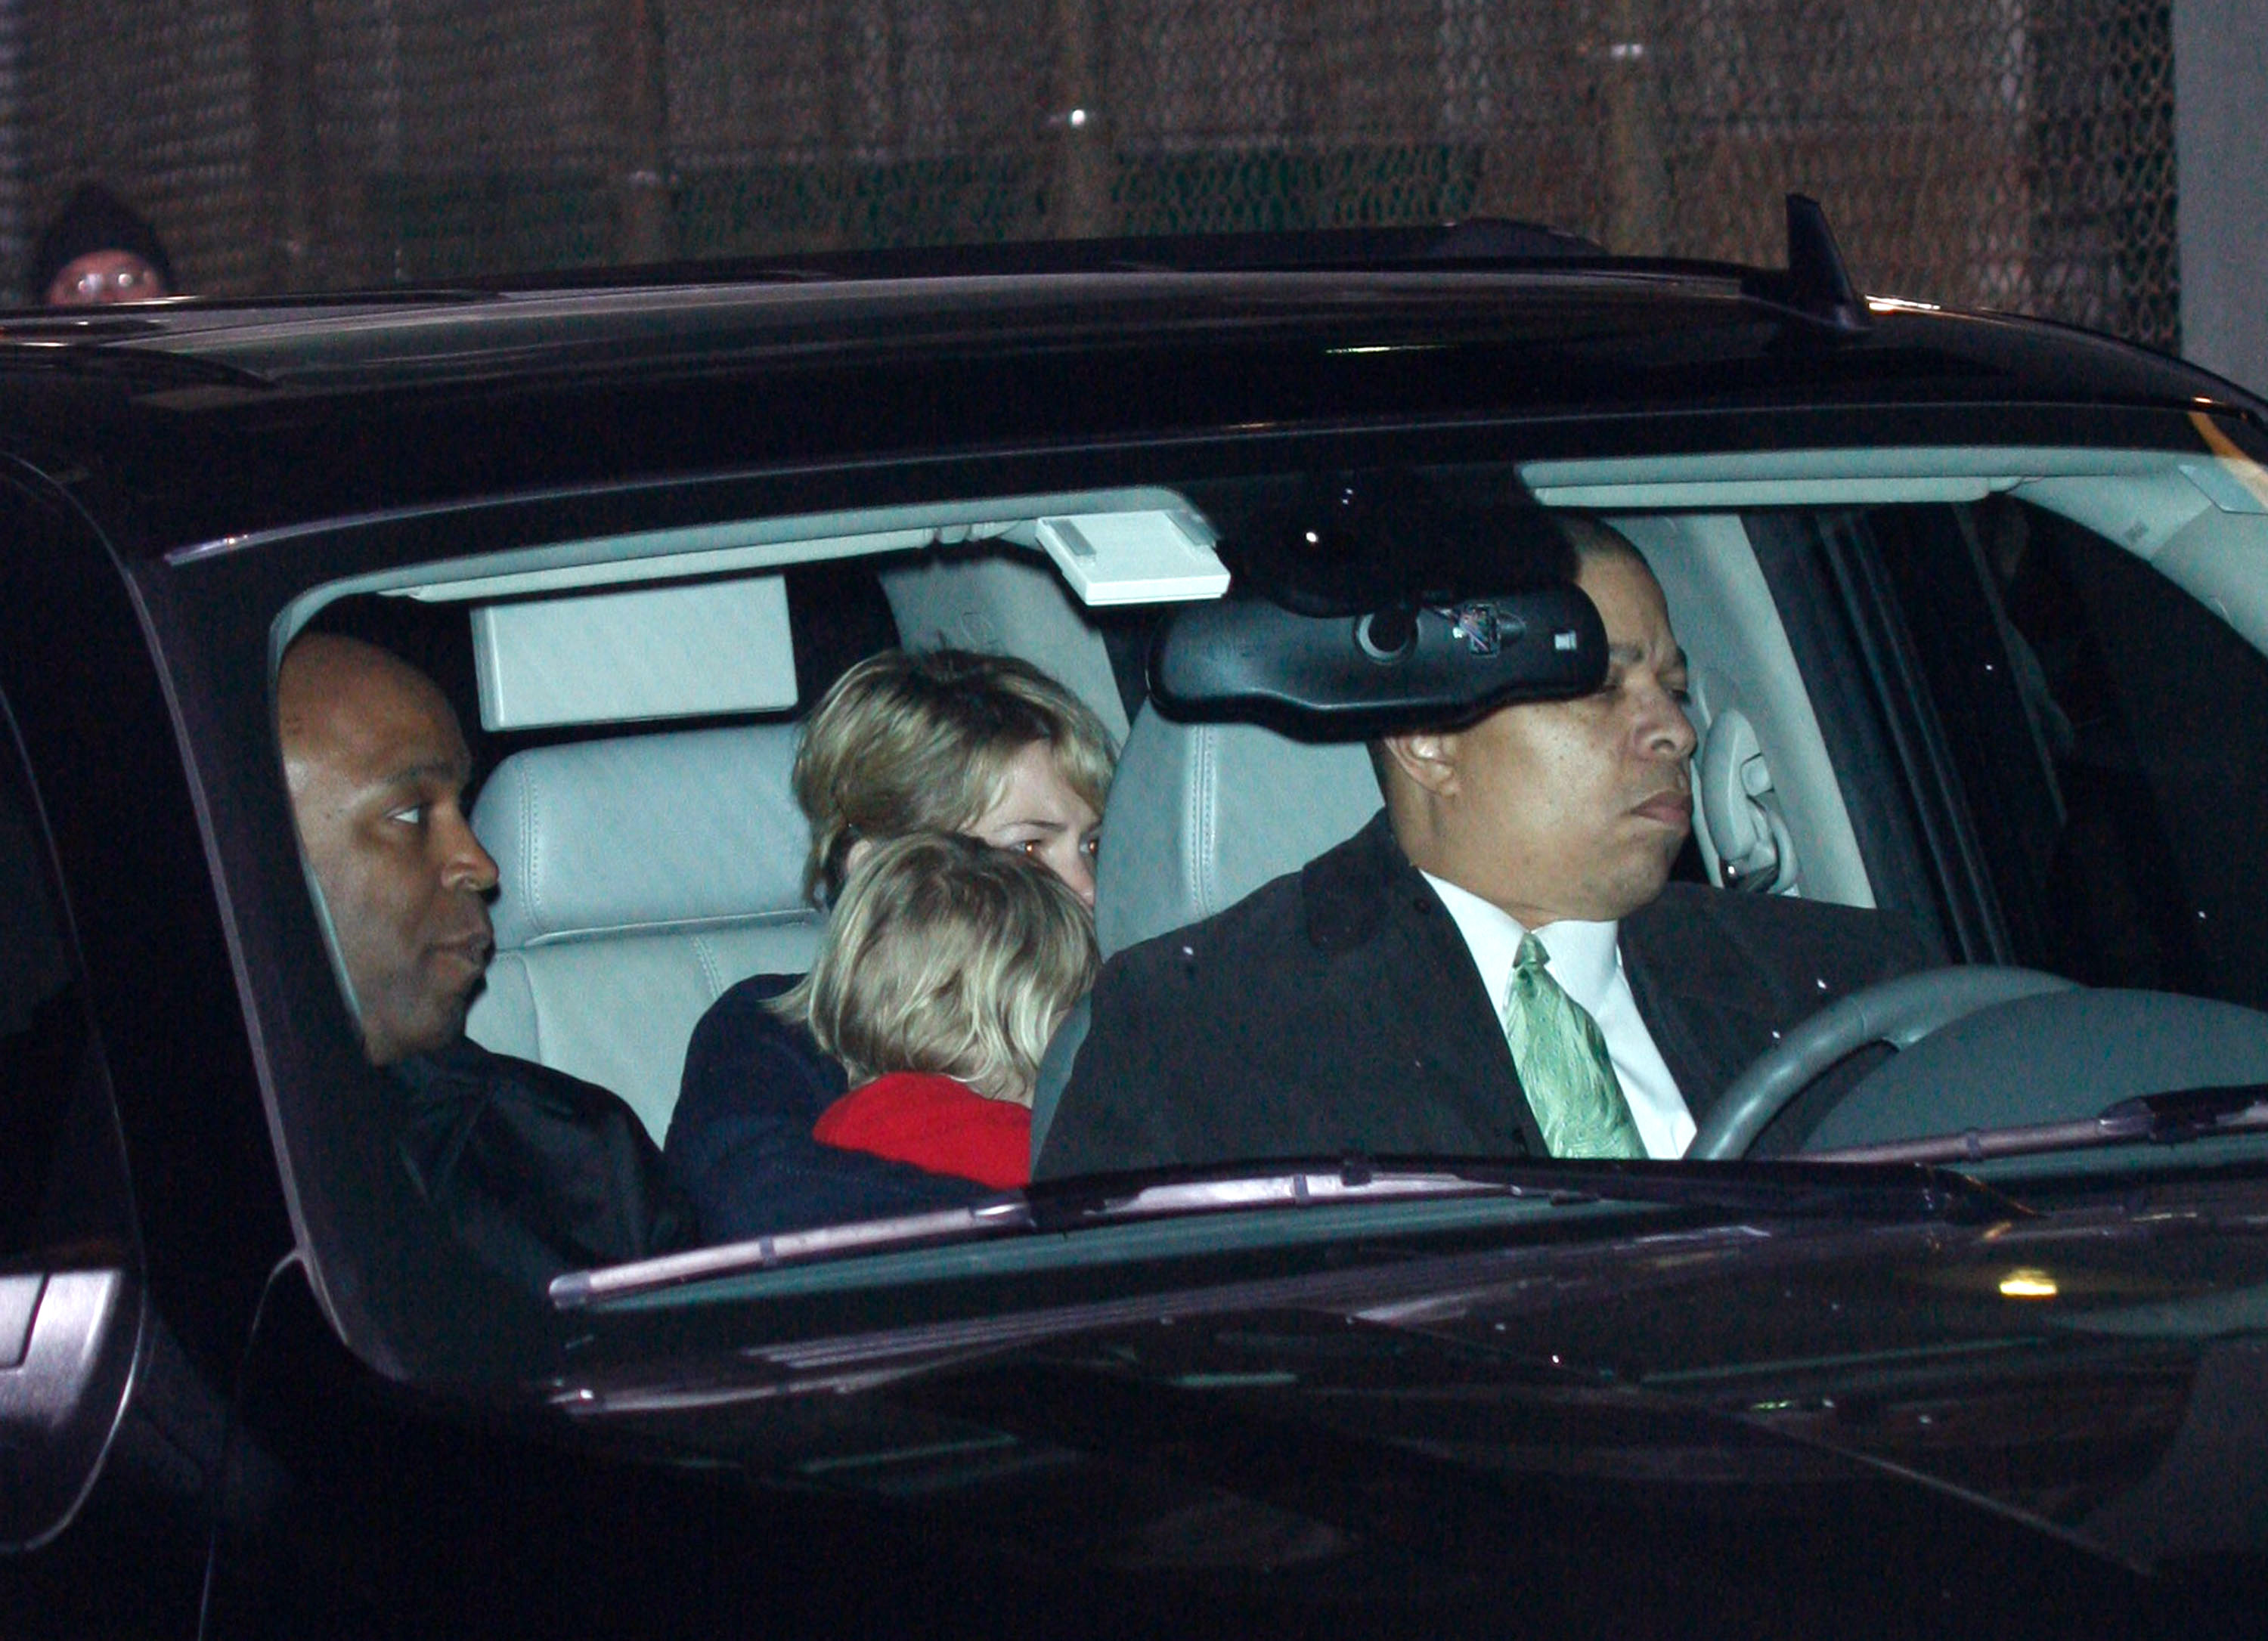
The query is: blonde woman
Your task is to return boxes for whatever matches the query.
[664,649,1116,1240]
[795,648,1114,909]
[789,833,1097,1188]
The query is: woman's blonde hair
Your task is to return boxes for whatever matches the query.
[777,831,1099,1104]
[794,649,1116,906]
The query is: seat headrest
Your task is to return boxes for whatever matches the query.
[475,724,810,949]
[1095,709,1380,958]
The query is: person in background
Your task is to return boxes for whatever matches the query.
[785,832,1097,1190]
[665,648,1114,1238]
[30,183,175,305]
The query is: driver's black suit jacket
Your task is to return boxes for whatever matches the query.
[1036,812,1932,1177]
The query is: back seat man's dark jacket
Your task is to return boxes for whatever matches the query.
[394,1037,695,1289]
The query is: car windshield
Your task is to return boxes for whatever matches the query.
[234,420,2268,1343]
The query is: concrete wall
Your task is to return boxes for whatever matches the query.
[2177,0,2268,395]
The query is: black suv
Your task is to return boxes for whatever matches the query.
[8,213,2268,1636]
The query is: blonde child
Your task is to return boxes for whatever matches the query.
[776,831,1098,1188]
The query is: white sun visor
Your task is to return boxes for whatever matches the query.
[471,575,798,731]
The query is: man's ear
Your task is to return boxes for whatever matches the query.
[1380,730,1460,798]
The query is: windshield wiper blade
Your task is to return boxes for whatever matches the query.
[1024,1156,2019,1228]
[548,1165,1529,1308]
[1047,1163,1536,1218]
[551,1154,2022,1310]
[550,1198,1036,1308]
[1805,1083,2268,1168]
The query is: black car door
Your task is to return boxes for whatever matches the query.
[0,465,293,1636]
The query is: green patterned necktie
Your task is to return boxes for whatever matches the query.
[1502,932,1647,1159]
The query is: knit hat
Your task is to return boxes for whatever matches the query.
[29,184,175,300]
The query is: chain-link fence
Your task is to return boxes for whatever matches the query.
[2,0,2178,348]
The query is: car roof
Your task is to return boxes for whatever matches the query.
[5,267,1765,387]
[0,244,2253,559]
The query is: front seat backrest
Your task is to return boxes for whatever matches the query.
[1036,710,1380,1158]
[1094,709,1381,959]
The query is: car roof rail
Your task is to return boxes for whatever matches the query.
[470,220,1612,290]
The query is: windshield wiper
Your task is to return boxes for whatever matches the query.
[551,1156,2019,1310]
[1805,1083,2268,1169]
[550,1199,1038,1308]
[549,1165,1529,1308]
[1044,1162,1545,1218]
[1023,1156,2015,1228]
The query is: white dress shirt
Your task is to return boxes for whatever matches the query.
[1420,871,1696,1160]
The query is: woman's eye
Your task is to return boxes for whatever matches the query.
[1080,836,1101,859]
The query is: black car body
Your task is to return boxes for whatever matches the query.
[8,228,2268,1636]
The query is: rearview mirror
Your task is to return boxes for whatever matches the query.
[1148,584,1608,741]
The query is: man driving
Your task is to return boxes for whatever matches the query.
[280,632,691,1284]
[1036,520,1929,1173]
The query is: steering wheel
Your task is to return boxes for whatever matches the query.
[1685,965,2077,1161]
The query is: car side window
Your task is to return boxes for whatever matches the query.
[1879,497,2268,1008]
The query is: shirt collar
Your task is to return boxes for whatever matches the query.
[1419,871,1622,1015]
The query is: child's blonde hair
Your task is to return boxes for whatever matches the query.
[776,831,1098,1104]
[794,649,1116,906]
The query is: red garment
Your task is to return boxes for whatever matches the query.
[813,1072,1032,1189]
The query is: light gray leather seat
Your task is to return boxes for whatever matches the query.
[1034,707,1380,1156]
[1095,708,1383,960]
[465,724,820,1144]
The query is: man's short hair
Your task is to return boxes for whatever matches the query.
[795,649,1116,906]
[1559,513,1648,570]
[778,832,1098,1104]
